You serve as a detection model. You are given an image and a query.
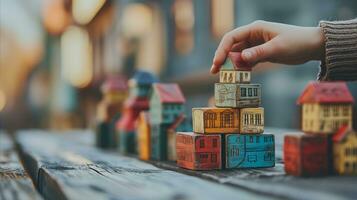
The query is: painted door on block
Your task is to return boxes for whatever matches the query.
[226,134,275,168]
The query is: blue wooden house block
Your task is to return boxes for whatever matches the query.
[150,83,186,124]
[224,134,275,169]
[129,70,158,98]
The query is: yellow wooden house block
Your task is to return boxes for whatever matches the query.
[192,107,240,134]
[333,126,357,175]
[297,82,354,134]
[219,70,251,84]
[240,107,264,134]
[301,103,353,134]
[136,111,151,160]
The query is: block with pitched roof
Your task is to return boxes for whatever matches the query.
[220,52,252,84]
[332,125,357,175]
[297,81,354,134]
[96,75,128,149]
[150,83,186,124]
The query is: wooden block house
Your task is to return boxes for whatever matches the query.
[136,111,151,161]
[96,75,128,149]
[192,107,240,134]
[332,125,357,175]
[240,107,264,134]
[176,132,222,170]
[284,133,329,177]
[215,83,261,108]
[167,114,187,161]
[150,83,186,124]
[224,134,275,169]
[219,70,251,84]
[297,82,354,134]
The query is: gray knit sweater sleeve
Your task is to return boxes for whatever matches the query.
[318,19,357,81]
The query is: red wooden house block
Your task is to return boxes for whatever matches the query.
[284,133,329,176]
[176,132,221,170]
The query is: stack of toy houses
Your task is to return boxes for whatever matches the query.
[284,82,357,176]
[176,52,275,170]
[96,75,128,149]
[137,83,188,161]
[115,71,157,154]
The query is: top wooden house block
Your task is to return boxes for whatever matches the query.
[220,52,252,84]
[297,81,354,134]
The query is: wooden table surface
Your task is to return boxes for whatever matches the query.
[1,128,357,200]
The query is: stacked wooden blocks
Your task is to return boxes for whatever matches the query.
[177,52,275,170]
[96,75,128,149]
[284,82,356,176]
[116,71,157,154]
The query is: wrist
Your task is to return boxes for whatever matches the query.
[311,27,326,61]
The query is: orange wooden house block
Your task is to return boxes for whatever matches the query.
[332,125,357,175]
[136,111,151,161]
[192,107,240,134]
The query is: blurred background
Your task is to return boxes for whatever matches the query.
[0,0,356,132]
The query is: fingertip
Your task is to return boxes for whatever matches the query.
[210,64,218,74]
[242,50,254,62]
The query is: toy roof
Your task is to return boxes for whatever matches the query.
[297,81,354,104]
[131,70,158,85]
[169,114,186,130]
[152,83,186,104]
[124,96,149,110]
[101,75,128,92]
[332,125,356,143]
[221,52,252,71]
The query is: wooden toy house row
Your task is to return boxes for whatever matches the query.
[176,132,275,170]
[192,107,264,134]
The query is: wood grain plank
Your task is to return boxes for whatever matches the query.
[0,132,42,200]
[16,130,276,200]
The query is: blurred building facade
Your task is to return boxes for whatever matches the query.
[0,0,356,132]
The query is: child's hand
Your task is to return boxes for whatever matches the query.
[211,20,325,74]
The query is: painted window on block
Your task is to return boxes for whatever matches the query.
[211,154,217,162]
[248,88,252,97]
[253,88,258,96]
[241,88,247,97]
[200,139,205,148]
[212,139,217,148]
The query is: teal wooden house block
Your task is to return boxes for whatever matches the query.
[215,83,261,108]
[119,130,136,154]
[150,123,170,161]
[150,83,186,124]
[224,134,275,169]
[96,115,119,149]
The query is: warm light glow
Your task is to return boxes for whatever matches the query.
[173,0,194,31]
[211,0,234,38]
[121,3,153,38]
[61,26,93,88]
[0,90,6,112]
[72,0,106,25]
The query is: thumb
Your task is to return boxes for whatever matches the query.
[241,41,275,63]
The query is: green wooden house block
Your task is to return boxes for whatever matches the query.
[150,83,186,124]
[215,83,261,108]
[150,123,170,161]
